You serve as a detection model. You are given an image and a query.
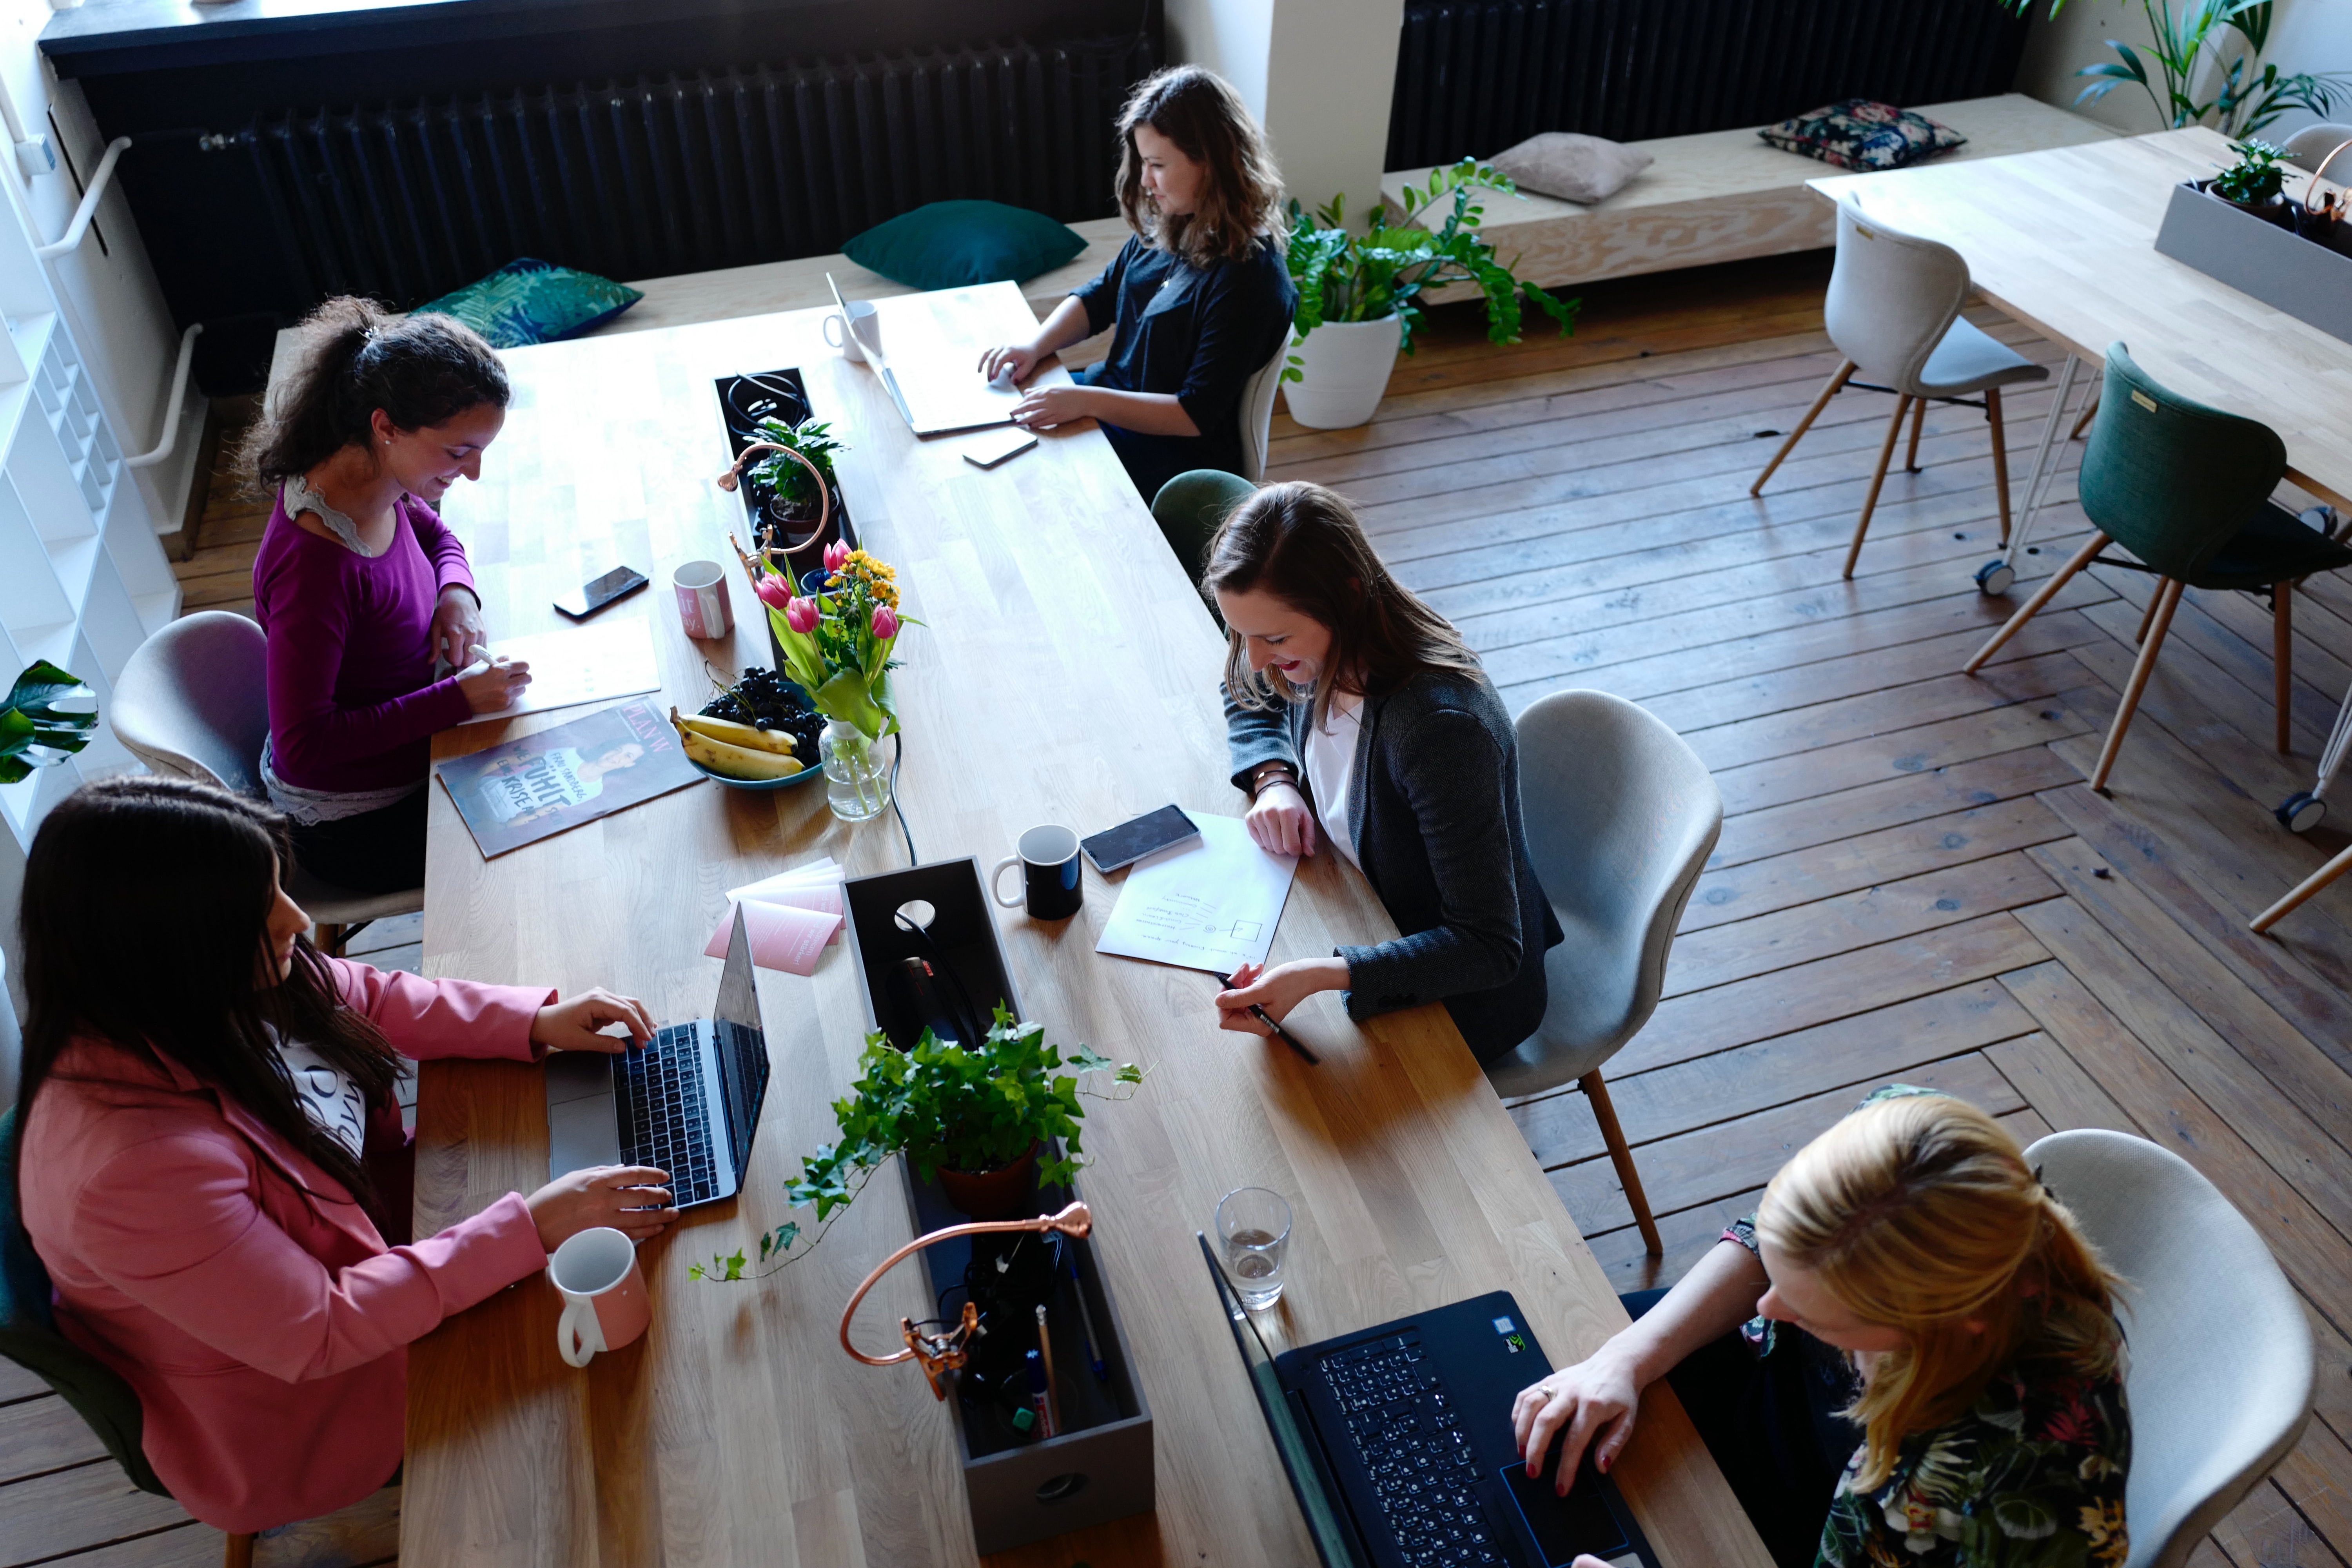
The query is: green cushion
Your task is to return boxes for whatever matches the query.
[414,259,643,350]
[842,201,1087,292]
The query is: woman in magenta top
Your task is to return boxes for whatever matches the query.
[247,299,533,894]
[13,777,675,1532]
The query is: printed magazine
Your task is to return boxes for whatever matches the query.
[436,699,701,857]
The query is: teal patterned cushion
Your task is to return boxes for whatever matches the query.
[414,259,643,348]
[842,201,1087,291]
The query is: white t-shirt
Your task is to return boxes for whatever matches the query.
[1301,692,1366,870]
[278,1037,368,1161]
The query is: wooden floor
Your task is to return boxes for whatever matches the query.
[35,249,2348,1568]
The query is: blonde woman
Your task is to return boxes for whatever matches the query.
[1514,1087,2130,1568]
[978,64,1295,500]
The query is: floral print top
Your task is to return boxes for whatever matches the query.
[1725,1087,2133,1568]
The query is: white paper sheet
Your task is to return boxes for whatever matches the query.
[1095,811,1298,974]
[456,617,662,724]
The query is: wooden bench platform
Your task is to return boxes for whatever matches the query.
[1382,94,2115,304]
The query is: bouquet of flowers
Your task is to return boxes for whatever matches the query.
[735,537,911,817]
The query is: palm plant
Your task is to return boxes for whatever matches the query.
[2005,0,2351,136]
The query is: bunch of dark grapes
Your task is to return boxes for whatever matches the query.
[702,667,824,757]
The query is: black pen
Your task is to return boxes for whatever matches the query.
[1212,971,1319,1065]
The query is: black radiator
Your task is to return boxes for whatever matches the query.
[1386,0,2032,169]
[248,34,1156,313]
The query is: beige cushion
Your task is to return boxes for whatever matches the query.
[1489,132,1653,205]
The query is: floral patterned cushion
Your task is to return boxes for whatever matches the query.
[414,259,643,349]
[1758,99,1966,172]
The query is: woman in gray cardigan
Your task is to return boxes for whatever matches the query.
[1207,481,1563,1064]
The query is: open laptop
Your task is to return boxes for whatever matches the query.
[544,905,770,1208]
[1200,1235,1654,1568]
[828,272,1021,436]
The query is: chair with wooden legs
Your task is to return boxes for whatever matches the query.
[1751,201,2049,578]
[1487,691,1723,1256]
[1964,345,2352,792]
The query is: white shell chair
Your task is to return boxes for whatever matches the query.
[1237,336,1289,484]
[110,611,423,954]
[2283,123,2352,172]
[1487,691,1723,1255]
[1752,201,2051,578]
[2025,1129,2316,1568]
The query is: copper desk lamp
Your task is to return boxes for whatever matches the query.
[838,1200,1092,1399]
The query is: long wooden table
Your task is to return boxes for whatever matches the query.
[410,282,1771,1568]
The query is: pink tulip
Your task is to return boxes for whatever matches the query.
[753,573,792,612]
[870,604,900,641]
[784,596,821,635]
[824,539,851,573]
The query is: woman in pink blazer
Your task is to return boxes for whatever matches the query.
[11,777,678,1533]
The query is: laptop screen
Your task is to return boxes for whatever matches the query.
[712,904,770,1174]
[1198,1234,1362,1568]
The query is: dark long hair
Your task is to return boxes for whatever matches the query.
[12,778,402,1220]
[239,296,509,494]
[1203,481,1483,731]
[1114,65,1285,267]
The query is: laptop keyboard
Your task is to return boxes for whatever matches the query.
[1323,1333,1504,1566]
[613,1025,721,1204]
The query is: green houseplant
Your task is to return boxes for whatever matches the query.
[0,661,96,782]
[745,415,845,532]
[688,1008,1142,1284]
[1282,159,1580,430]
[2209,137,2290,214]
[2004,0,2350,136]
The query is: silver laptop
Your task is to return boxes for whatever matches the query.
[543,904,769,1209]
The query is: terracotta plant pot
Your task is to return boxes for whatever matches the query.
[935,1141,1042,1220]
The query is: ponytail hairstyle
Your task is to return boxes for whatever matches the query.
[1114,65,1286,267]
[1203,480,1483,733]
[11,777,403,1225]
[239,296,509,494]
[1756,1093,2123,1492]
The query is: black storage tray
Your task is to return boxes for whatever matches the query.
[842,858,1021,1049]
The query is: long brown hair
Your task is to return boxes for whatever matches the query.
[1757,1093,2123,1491]
[1114,65,1285,267]
[1203,480,1483,731]
[239,295,508,495]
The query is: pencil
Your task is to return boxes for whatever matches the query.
[1212,972,1320,1065]
[1035,1305,1060,1433]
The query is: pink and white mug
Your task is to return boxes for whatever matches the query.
[549,1227,651,1367]
[674,559,734,640]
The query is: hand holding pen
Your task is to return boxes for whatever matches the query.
[1213,964,1321,1065]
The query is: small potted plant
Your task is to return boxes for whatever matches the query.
[1282,159,1581,430]
[688,1009,1143,1283]
[2206,138,2292,224]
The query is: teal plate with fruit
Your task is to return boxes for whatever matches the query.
[686,667,826,790]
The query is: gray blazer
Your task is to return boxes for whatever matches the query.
[1225,668,1563,1063]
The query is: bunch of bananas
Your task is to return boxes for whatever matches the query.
[670,706,804,781]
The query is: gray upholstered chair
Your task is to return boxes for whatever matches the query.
[2283,122,2352,173]
[1752,201,2050,578]
[2025,1129,2316,1568]
[111,611,421,954]
[1488,691,1722,1255]
[1152,469,1255,590]
[1237,338,1289,485]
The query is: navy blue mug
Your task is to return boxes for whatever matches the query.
[992,824,1083,921]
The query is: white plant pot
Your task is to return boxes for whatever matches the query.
[1284,313,1403,430]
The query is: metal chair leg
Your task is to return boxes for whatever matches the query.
[1903,396,1926,472]
[1583,1069,1661,1257]
[1964,531,2110,673]
[1750,360,1856,495]
[1844,395,1914,580]
[1986,388,2013,546]
[2091,578,2185,792]
[2276,584,2294,753]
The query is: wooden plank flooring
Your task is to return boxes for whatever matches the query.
[100,248,2352,1567]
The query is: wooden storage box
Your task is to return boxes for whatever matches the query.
[843,860,1156,1553]
[2153,179,2352,345]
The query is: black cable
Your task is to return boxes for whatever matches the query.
[890,730,918,865]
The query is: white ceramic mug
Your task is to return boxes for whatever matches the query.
[824,301,880,363]
[549,1227,651,1368]
[673,559,733,639]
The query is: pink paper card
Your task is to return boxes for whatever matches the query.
[704,898,842,976]
[740,884,845,941]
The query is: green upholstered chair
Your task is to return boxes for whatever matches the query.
[1151,469,1256,589]
[0,1105,256,1566]
[1965,343,2352,790]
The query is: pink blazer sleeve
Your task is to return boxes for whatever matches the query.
[330,958,554,1063]
[68,1131,546,1382]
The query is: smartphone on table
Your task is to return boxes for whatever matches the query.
[1082,804,1202,874]
[554,566,649,620]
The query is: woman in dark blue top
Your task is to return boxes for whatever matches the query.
[979,65,1298,501]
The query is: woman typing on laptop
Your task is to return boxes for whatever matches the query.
[1515,1088,2130,1568]
[11,779,675,1535]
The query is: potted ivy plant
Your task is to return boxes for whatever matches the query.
[743,415,846,550]
[688,1008,1143,1284]
[1282,159,1580,430]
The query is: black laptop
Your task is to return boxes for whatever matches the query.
[543,904,771,1208]
[1201,1234,1654,1568]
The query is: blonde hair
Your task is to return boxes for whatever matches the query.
[1114,65,1285,267]
[1757,1094,2123,1492]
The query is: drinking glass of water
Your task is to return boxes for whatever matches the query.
[1216,1186,1293,1310]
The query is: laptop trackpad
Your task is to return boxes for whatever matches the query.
[547,1065,622,1178]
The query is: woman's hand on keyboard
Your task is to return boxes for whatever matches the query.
[1510,1345,1642,1495]
[528,1165,677,1247]
[533,988,656,1052]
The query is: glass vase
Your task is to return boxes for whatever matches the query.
[819,718,891,823]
